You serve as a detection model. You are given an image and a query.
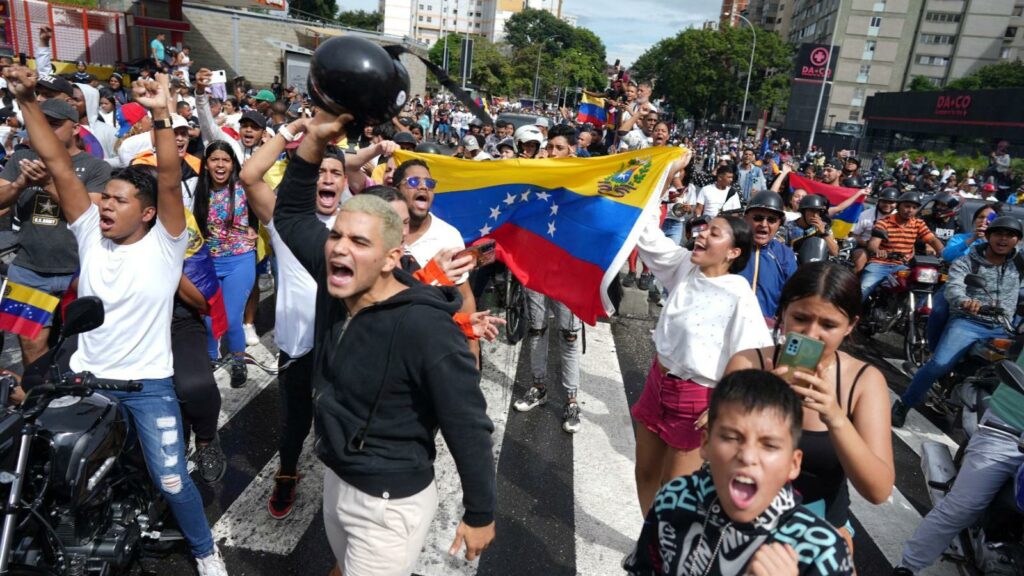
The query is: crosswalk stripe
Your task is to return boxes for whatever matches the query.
[849,489,959,576]
[574,321,642,573]
[886,389,960,458]
[414,337,519,575]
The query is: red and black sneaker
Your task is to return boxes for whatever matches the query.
[268,472,300,520]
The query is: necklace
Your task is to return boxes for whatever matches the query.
[685,497,733,576]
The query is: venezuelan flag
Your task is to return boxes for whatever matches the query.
[183,211,229,339]
[577,94,607,127]
[789,173,865,239]
[0,279,59,339]
[474,96,491,116]
[78,126,104,159]
[394,147,685,324]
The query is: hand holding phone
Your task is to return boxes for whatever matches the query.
[777,333,825,387]
[455,239,496,267]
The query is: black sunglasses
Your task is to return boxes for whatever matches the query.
[750,214,781,225]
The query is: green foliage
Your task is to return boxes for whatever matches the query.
[504,8,575,51]
[883,149,1024,177]
[289,0,337,21]
[336,9,382,31]
[946,60,1024,90]
[632,25,793,122]
[908,75,938,91]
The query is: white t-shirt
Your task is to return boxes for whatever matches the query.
[697,183,741,219]
[266,215,334,358]
[635,212,772,387]
[665,183,697,221]
[69,204,188,380]
[407,213,466,284]
[851,206,887,243]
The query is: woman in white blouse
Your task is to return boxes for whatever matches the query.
[631,205,774,514]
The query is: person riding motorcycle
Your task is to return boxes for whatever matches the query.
[739,191,797,324]
[891,216,1024,427]
[513,125,544,159]
[784,194,839,257]
[861,192,945,302]
[922,192,962,244]
[850,187,900,272]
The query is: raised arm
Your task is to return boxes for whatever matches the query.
[346,140,397,195]
[133,77,184,237]
[6,65,91,223]
[192,69,239,159]
[828,187,868,217]
[240,116,307,225]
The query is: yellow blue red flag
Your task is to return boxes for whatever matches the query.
[789,173,865,239]
[394,147,686,324]
[0,279,59,339]
[577,94,607,127]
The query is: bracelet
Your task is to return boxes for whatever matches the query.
[278,126,296,143]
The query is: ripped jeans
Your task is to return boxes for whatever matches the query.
[103,377,214,558]
[525,288,580,396]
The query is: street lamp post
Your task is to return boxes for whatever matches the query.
[726,12,756,135]
[808,0,843,152]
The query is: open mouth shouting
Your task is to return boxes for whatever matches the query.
[99,213,115,233]
[728,474,759,510]
[328,259,354,290]
[412,191,430,213]
[318,187,338,211]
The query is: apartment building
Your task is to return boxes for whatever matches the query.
[755,0,1024,130]
[381,0,568,45]
[720,0,750,28]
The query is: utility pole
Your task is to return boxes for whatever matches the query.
[533,43,543,101]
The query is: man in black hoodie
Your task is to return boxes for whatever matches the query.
[274,110,496,574]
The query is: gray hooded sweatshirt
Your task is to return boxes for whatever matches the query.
[75,83,117,163]
[946,243,1024,324]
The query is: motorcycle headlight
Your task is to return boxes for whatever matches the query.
[913,267,939,284]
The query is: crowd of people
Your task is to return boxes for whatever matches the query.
[0,25,1022,576]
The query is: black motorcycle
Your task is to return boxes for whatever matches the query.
[0,297,180,575]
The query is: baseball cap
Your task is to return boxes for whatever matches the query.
[823,158,843,170]
[239,110,267,129]
[535,117,550,128]
[462,135,481,151]
[983,182,997,192]
[255,89,276,103]
[473,151,493,161]
[393,131,417,146]
[929,169,940,176]
[120,102,148,125]
[170,114,189,130]
[37,74,74,97]
[41,98,78,123]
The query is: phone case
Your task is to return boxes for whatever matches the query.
[778,333,825,384]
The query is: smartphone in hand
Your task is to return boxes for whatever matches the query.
[455,239,496,267]
[777,333,825,386]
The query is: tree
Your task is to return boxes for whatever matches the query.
[501,8,609,96]
[428,34,513,95]
[336,10,382,31]
[947,60,1024,90]
[289,0,337,21]
[504,8,575,52]
[908,75,939,91]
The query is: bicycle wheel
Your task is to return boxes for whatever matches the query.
[505,278,527,345]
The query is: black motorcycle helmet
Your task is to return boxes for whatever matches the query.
[798,236,831,265]
[986,216,1024,238]
[798,194,829,213]
[842,176,866,189]
[932,192,961,219]
[745,191,786,216]
[307,37,411,126]
[897,191,923,207]
[415,142,444,155]
[877,187,900,202]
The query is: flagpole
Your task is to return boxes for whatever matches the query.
[0,277,7,308]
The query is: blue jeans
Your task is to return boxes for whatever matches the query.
[900,317,1005,407]
[206,251,256,359]
[860,262,906,302]
[926,285,950,353]
[661,217,684,246]
[103,378,214,558]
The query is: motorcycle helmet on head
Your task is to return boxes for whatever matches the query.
[513,125,544,146]
[307,36,411,126]
[842,176,866,189]
[877,187,900,202]
[415,142,444,155]
[932,192,961,220]
[986,216,1024,238]
[897,191,923,207]
[745,191,786,217]
[798,194,829,213]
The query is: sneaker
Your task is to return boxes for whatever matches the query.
[268,472,300,519]
[196,546,228,576]
[243,323,259,347]
[230,358,248,389]
[637,272,653,291]
[891,399,909,428]
[193,435,227,485]
[621,272,637,288]
[562,402,581,434]
[513,386,548,412]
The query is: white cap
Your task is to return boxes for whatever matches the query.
[535,116,550,128]
[170,114,189,130]
[472,151,493,161]
[930,169,940,176]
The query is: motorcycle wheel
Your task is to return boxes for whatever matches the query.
[904,314,931,369]
[504,278,527,345]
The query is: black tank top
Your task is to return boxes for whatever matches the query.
[757,347,870,527]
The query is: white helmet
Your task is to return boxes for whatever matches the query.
[513,125,544,146]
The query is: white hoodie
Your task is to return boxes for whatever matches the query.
[75,83,117,163]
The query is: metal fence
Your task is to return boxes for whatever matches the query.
[4,0,128,65]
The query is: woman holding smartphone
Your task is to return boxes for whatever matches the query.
[631,194,772,515]
[724,261,895,556]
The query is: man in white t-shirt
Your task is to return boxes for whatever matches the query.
[695,165,741,219]
[7,67,227,575]
[396,158,479,361]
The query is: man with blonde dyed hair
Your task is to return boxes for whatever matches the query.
[274,110,497,575]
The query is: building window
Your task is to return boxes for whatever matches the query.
[868,16,881,36]
[925,12,961,23]
[873,1,886,11]
[427,16,432,22]
[427,4,432,10]
[1002,47,1013,59]
[848,110,860,121]
[851,87,866,107]
[857,64,871,83]
[418,15,424,21]
[475,22,481,28]
[1006,27,1018,39]
[419,3,424,8]
[920,34,954,44]
[863,40,876,60]
[916,54,949,66]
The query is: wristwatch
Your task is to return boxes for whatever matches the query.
[153,117,173,130]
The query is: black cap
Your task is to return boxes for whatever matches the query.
[239,110,267,129]
[393,131,417,145]
[823,158,843,170]
[41,98,79,123]
[37,74,74,97]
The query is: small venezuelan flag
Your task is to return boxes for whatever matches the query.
[394,147,685,324]
[789,173,866,239]
[0,279,59,339]
[577,94,607,127]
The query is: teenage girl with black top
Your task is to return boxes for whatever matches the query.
[724,261,895,557]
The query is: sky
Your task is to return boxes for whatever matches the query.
[337,0,718,67]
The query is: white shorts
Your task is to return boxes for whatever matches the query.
[322,468,439,576]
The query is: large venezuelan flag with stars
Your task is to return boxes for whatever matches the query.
[0,279,59,339]
[789,173,865,239]
[395,147,685,324]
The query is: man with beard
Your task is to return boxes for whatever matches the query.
[817,158,843,186]
[739,191,796,324]
[395,158,480,361]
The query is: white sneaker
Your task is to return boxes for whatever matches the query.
[243,323,259,346]
[196,546,229,576]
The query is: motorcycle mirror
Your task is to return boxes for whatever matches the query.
[61,296,104,338]
[995,360,1024,397]
[965,274,988,290]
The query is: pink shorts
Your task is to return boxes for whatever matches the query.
[631,359,713,451]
